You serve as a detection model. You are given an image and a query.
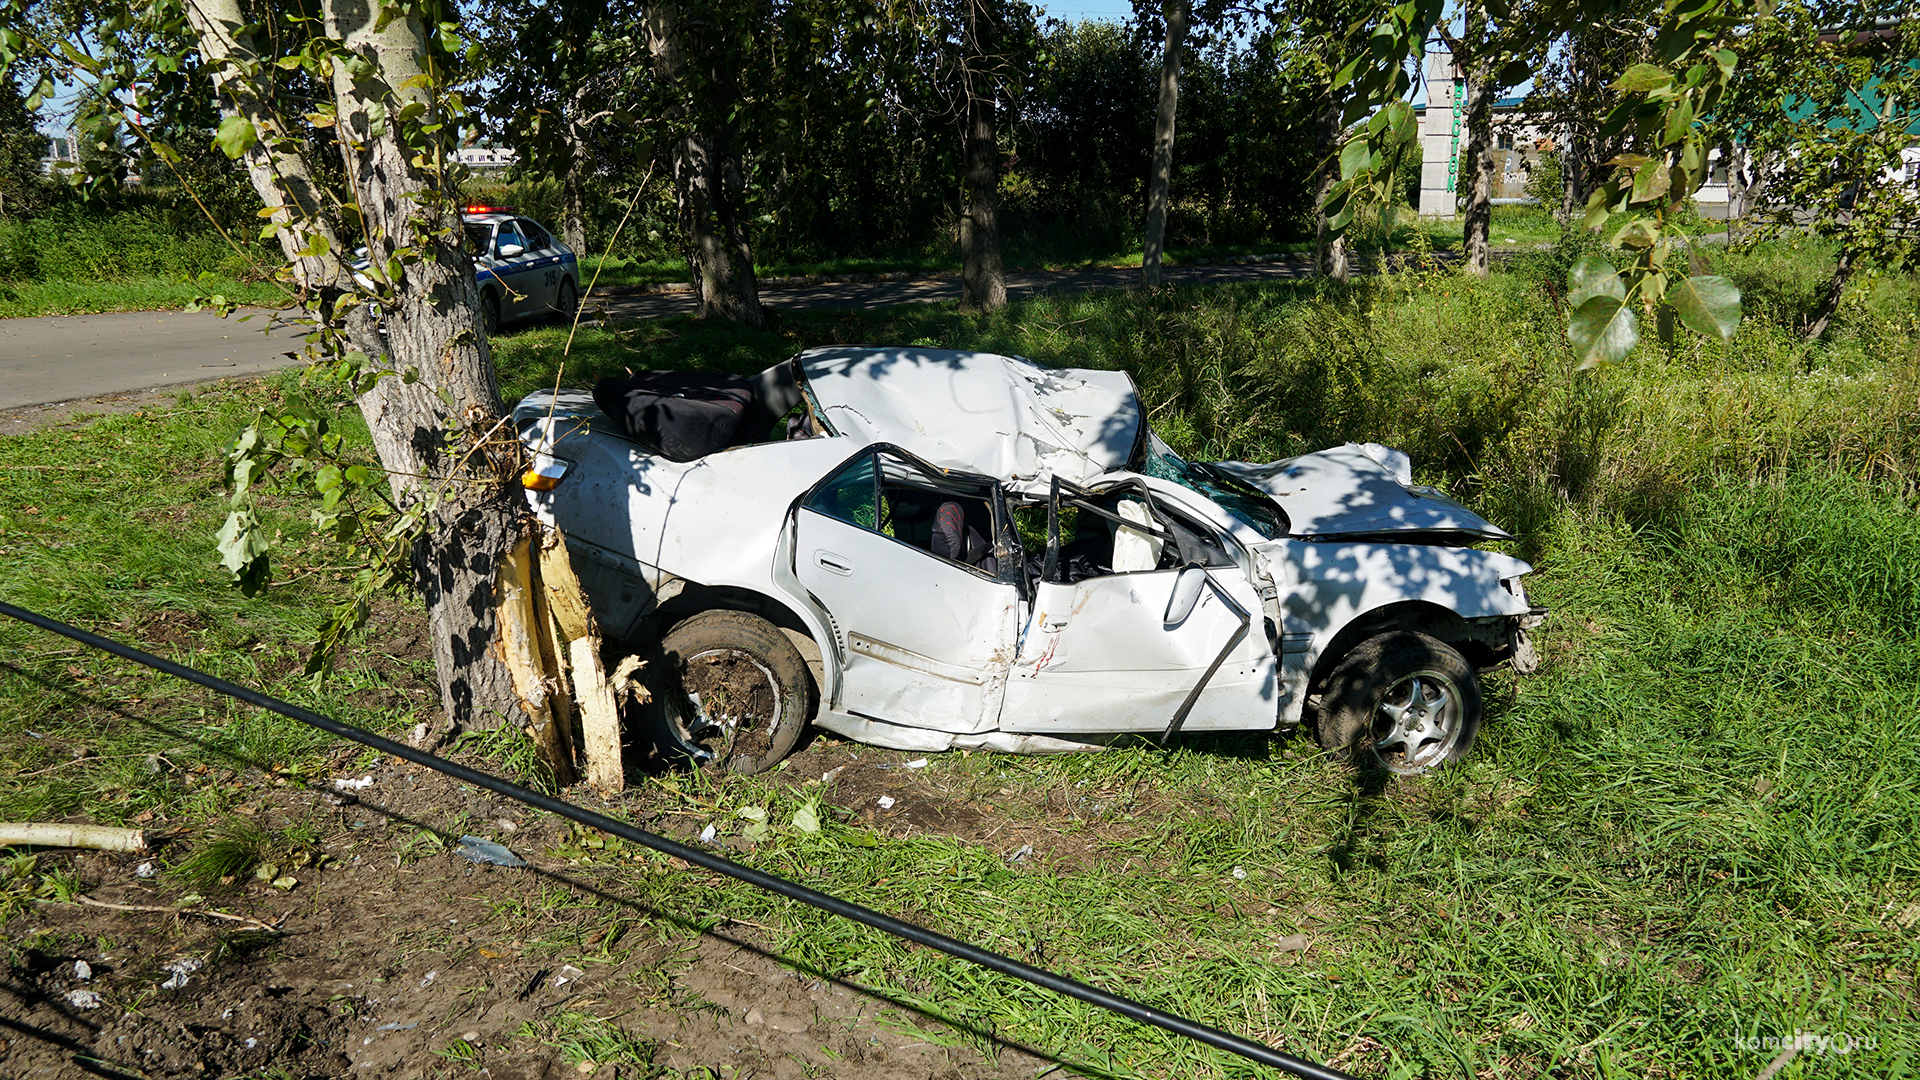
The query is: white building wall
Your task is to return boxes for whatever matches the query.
[1419,49,1462,219]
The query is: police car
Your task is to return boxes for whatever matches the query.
[461,206,580,332]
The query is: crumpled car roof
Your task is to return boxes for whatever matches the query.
[799,347,1142,492]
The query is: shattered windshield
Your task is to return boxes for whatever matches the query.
[1139,437,1286,539]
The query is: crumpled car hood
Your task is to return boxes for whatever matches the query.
[1211,442,1513,541]
[799,347,1141,493]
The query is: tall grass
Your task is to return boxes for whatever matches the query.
[0,200,274,283]
[0,194,286,315]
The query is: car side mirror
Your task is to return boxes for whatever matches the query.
[498,243,525,258]
[1164,564,1208,625]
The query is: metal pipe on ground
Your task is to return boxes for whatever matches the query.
[0,600,1361,1080]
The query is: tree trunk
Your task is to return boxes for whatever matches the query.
[1314,106,1348,282]
[959,0,1006,311]
[1459,13,1494,278]
[560,88,591,253]
[1141,0,1188,288]
[1559,135,1584,225]
[324,0,529,732]
[1804,244,1854,341]
[1725,141,1749,240]
[183,0,360,314]
[194,0,529,736]
[646,0,763,326]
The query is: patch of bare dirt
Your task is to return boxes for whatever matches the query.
[0,759,1063,1080]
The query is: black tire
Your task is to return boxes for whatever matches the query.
[1314,631,1481,775]
[480,289,503,335]
[645,610,811,774]
[553,277,578,322]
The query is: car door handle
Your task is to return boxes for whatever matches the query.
[814,551,854,576]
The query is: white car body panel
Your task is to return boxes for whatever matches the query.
[1212,442,1514,540]
[794,505,1020,734]
[513,348,1542,754]
[1004,570,1276,733]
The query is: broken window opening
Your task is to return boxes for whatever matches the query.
[1013,477,1237,591]
[1137,437,1286,538]
[804,448,1006,580]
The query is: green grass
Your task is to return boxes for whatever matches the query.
[6,238,1918,1077]
[0,275,289,318]
[0,378,426,831]
[1410,205,1567,250]
[0,198,288,318]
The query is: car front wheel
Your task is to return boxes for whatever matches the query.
[645,610,811,774]
[1314,631,1481,775]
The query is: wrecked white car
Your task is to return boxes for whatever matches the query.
[512,347,1544,776]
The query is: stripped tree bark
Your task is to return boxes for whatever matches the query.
[1141,0,1188,288]
[0,823,153,852]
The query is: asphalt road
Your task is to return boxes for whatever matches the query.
[0,256,1333,412]
[0,307,307,411]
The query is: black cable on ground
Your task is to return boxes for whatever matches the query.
[0,600,1362,1080]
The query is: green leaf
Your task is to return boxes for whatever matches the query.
[1568,295,1640,369]
[1567,256,1625,308]
[1611,218,1660,251]
[305,598,371,677]
[1338,137,1373,182]
[1661,99,1695,146]
[214,115,257,160]
[1612,63,1672,92]
[216,510,271,596]
[1630,160,1670,204]
[1666,274,1742,341]
[1386,100,1417,144]
[791,803,820,834]
[1582,183,1620,231]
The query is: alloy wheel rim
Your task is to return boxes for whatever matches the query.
[1370,668,1464,773]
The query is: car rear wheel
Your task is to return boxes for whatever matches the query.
[480,289,502,335]
[553,277,578,322]
[1314,631,1481,775]
[644,610,811,775]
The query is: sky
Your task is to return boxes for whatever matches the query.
[1035,0,1138,25]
